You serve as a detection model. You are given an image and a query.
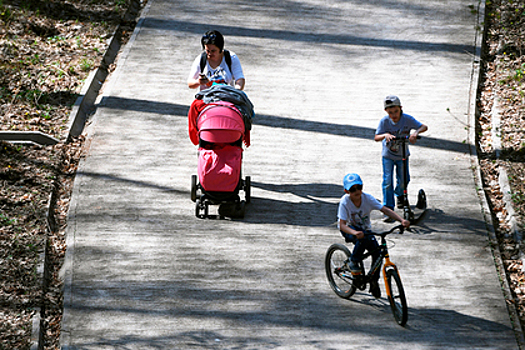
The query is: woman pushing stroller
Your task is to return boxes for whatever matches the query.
[187,30,246,91]
[187,30,253,218]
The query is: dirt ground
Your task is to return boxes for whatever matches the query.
[1,1,142,348]
[0,0,524,349]
[477,0,525,328]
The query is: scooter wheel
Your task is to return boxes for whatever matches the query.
[404,208,414,222]
[416,189,427,210]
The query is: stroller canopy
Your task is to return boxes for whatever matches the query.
[197,102,245,144]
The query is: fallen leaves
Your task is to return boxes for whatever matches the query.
[1,0,138,349]
[0,0,523,349]
[479,0,525,334]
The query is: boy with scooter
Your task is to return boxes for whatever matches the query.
[374,95,428,222]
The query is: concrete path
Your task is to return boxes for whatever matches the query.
[60,0,520,349]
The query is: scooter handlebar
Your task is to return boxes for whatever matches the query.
[393,135,421,141]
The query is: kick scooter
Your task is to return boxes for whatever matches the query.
[394,135,427,224]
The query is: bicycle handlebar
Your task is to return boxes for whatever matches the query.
[366,224,405,237]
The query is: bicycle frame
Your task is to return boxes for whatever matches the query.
[381,242,400,300]
[357,231,401,299]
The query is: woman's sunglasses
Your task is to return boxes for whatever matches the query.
[202,33,216,44]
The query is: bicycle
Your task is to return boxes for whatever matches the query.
[324,225,408,326]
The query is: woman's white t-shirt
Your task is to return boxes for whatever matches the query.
[188,51,244,90]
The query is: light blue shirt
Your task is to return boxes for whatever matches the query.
[375,113,422,160]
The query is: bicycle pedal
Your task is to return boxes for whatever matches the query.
[351,276,366,290]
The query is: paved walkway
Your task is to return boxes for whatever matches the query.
[60,1,521,349]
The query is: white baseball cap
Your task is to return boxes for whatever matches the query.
[384,95,401,109]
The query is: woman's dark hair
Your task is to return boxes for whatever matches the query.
[201,30,224,52]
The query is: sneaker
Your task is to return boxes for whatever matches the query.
[383,215,395,223]
[346,260,362,274]
[396,196,404,209]
[369,280,381,298]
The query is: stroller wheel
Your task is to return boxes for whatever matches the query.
[244,176,251,204]
[191,175,198,202]
[195,199,209,219]
[218,202,236,218]
[204,202,209,218]
[238,200,246,218]
[195,199,201,218]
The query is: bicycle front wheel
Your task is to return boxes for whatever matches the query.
[386,268,408,326]
[325,244,356,299]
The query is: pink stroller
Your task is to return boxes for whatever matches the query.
[190,101,251,218]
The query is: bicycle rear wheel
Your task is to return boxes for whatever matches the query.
[325,244,356,299]
[386,268,408,326]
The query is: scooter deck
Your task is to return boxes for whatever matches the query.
[403,188,427,225]
[407,205,427,225]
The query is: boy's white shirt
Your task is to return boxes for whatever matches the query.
[337,192,383,231]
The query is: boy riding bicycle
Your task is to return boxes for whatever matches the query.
[337,173,410,298]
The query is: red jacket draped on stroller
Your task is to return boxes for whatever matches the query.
[188,99,250,147]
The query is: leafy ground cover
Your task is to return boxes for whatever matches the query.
[0,0,141,348]
[478,0,525,327]
[0,0,524,349]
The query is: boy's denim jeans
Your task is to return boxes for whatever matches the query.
[382,157,410,209]
[340,229,381,280]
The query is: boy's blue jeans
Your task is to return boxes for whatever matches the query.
[340,229,380,281]
[382,157,410,209]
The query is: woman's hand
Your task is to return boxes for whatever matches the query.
[199,74,209,85]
